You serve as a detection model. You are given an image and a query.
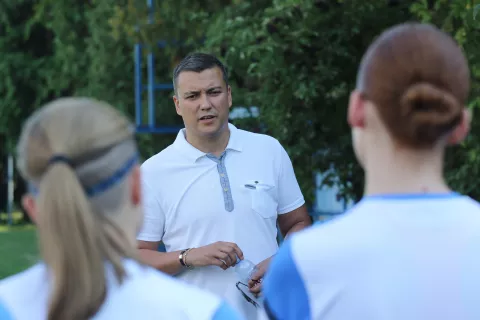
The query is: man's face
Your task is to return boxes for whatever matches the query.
[173,67,232,138]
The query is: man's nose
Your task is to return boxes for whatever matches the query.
[199,93,212,110]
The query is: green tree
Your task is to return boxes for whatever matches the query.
[198,0,480,205]
[0,0,53,150]
[107,0,269,154]
[411,0,480,199]
[0,0,233,218]
[2,0,480,219]
[201,0,414,204]
[0,0,54,220]
[29,0,182,158]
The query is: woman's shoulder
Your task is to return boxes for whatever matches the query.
[0,263,46,294]
[0,263,48,319]
[107,260,224,319]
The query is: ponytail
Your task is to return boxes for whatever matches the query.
[16,97,141,320]
[37,162,106,320]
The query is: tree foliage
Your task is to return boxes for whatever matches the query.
[199,0,480,204]
[201,0,413,203]
[0,0,52,150]
[411,0,480,199]
[1,0,480,216]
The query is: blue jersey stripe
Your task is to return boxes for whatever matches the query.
[212,301,244,320]
[0,299,13,320]
[364,192,460,200]
[263,238,310,319]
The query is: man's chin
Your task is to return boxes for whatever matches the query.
[197,121,227,136]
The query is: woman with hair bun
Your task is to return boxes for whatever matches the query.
[0,97,243,320]
[262,23,480,320]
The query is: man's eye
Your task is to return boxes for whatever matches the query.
[209,91,220,95]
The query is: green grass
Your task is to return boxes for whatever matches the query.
[0,226,38,279]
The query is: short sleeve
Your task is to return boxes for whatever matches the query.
[276,142,305,214]
[0,299,13,320]
[263,238,310,320]
[136,177,166,242]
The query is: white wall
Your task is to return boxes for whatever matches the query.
[314,169,354,215]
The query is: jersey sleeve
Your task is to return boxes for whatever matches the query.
[275,141,305,214]
[136,176,166,242]
[0,299,13,320]
[211,301,244,320]
[263,238,310,320]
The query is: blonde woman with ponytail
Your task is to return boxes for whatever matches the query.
[0,97,243,320]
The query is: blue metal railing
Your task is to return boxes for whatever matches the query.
[134,43,142,127]
[134,0,182,134]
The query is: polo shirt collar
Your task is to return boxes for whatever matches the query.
[173,123,242,162]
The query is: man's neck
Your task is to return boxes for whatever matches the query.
[185,125,230,157]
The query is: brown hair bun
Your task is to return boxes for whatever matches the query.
[400,82,462,147]
[356,23,470,148]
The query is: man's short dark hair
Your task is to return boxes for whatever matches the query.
[172,53,229,94]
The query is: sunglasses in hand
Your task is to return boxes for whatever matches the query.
[235,280,263,308]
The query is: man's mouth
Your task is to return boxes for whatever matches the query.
[199,115,216,120]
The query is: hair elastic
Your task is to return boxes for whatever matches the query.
[48,155,73,167]
[29,153,138,198]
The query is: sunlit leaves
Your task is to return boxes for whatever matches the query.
[474,4,480,19]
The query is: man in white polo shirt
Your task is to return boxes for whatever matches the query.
[137,52,311,319]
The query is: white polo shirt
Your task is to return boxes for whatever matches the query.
[137,123,305,319]
[0,259,243,319]
[263,193,480,320]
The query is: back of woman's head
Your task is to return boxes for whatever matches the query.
[356,22,470,148]
[16,97,140,320]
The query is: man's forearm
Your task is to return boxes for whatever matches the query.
[139,249,184,275]
[278,205,312,239]
[285,220,311,239]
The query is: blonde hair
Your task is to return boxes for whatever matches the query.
[16,97,140,320]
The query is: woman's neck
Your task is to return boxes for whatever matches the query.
[363,146,450,197]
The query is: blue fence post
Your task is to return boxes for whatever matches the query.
[135,1,179,133]
[7,154,13,226]
[134,43,142,127]
[147,0,156,128]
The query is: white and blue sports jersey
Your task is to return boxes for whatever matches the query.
[263,193,480,320]
[0,259,243,320]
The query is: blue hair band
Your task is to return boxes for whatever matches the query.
[84,153,138,197]
[29,153,138,198]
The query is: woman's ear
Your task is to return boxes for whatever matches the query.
[447,108,471,145]
[348,90,366,129]
[22,194,38,224]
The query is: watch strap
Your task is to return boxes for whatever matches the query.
[179,249,188,267]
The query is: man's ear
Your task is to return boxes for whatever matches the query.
[173,95,182,116]
[22,194,37,224]
[227,85,232,109]
[447,108,471,145]
[130,165,141,206]
[347,90,366,129]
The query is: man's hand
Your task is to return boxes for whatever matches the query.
[248,256,273,296]
[186,241,244,270]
